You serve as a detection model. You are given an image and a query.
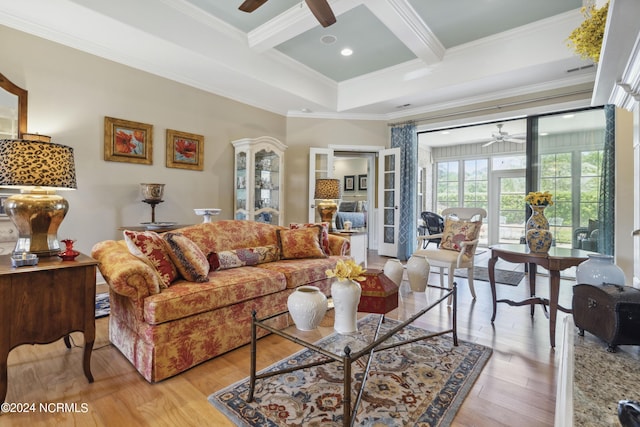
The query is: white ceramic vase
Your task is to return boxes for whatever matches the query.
[383,259,404,286]
[407,255,430,292]
[287,286,328,331]
[575,254,625,286]
[331,279,361,334]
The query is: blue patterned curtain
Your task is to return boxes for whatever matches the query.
[598,105,615,255]
[391,123,417,260]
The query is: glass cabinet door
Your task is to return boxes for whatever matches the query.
[232,136,287,226]
[253,149,280,225]
[235,151,248,220]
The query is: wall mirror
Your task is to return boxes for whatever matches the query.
[0,72,27,139]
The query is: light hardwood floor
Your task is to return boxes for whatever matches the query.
[2,251,574,426]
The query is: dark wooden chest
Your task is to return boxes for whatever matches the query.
[572,283,640,352]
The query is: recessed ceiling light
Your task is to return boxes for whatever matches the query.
[441,131,450,135]
[320,35,336,45]
[562,114,575,119]
[540,132,549,136]
[341,48,353,56]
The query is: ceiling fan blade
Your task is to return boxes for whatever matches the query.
[482,139,497,148]
[505,138,526,143]
[305,0,336,27]
[239,0,268,13]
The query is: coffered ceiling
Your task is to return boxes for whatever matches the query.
[0,0,595,120]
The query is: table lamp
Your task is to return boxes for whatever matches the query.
[314,178,340,231]
[0,137,77,256]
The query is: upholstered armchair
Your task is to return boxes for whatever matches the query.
[413,207,487,304]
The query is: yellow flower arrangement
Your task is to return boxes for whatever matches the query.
[567,1,609,63]
[525,191,554,206]
[326,259,366,282]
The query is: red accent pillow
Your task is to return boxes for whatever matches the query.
[123,230,177,288]
[208,245,280,271]
[289,222,330,255]
[440,217,482,257]
[277,226,326,260]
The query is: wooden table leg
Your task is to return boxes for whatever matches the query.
[83,339,95,383]
[529,263,537,317]
[549,270,560,348]
[489,254,498,322]
[0,349,7,404]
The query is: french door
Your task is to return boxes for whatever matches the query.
[308,147,334,223]
[378,147,400,257]
[490,169,526,245]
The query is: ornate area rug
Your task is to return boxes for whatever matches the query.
[208,315,492,426]
[95,292,110,318]
[454,266,525,286]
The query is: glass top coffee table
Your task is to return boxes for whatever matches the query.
[248,283,458,427]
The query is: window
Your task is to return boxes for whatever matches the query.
[436,161,459,212]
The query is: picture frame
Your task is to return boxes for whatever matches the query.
[344,175,355,191]
[166,129,204,171]
[358,174,367,191]
[104,116,153,165]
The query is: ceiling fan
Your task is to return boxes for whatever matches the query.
[239,0,337,28]
[481,123,526,147]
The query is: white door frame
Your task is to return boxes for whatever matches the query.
[308,147,334,223]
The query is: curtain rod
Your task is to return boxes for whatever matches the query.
[387,89,593,127]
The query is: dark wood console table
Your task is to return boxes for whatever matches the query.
[488,244,591,348]
[0,253,98,403]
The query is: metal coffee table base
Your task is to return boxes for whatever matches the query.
[248,283,458,427]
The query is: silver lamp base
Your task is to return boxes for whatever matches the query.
[4,192,69,256]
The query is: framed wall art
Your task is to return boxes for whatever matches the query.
[344,175,355,191]
[358,174,367,191]
[104,116,153,165]
[166,129,204,171]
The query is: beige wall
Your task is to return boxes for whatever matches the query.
[284,118,388,224]
[616,107,635,282]
[1,25,286,255]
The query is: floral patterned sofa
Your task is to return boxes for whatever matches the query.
[91,220,349,383]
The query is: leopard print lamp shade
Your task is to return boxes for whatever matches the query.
[0,139,77,190]
[0,138,77,256]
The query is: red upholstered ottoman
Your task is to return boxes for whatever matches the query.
[357,269,399,314]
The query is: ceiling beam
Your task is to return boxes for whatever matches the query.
[365,0,445,65]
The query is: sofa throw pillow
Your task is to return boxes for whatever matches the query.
[123,230,178,288]
[163,233,210,282]
[440,217,482,257]
[208,245,280,271]
[277,226,327,260]
[289,222,330,255]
